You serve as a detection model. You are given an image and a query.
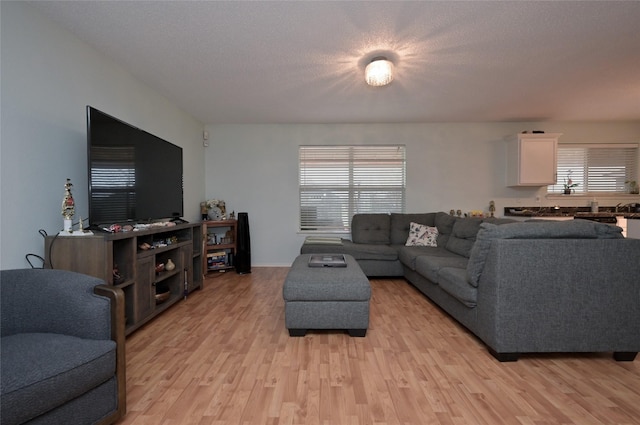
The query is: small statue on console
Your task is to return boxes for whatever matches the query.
[61,178,75,233]
[61,178,75,219]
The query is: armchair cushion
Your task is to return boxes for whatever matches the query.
[1,333,116,425]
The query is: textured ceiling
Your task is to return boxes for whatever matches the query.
[30,1,640,124]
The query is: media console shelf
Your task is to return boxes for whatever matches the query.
[203,220,237,275]
[45,222,203,335]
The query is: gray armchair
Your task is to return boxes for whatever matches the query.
[0,269,126,425]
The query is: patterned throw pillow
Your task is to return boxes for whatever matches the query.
[405,222,439,247]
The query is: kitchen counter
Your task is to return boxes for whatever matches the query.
[504,206,640,219]
[575,212,640,219]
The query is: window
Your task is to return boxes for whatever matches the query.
[548,144,638,195]
[299,145,406,231]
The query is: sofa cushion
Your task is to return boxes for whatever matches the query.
[351,214,390,245]
[390,213,436,245]
[483,217,518,226]
[438,267,477,308]
[435,212,458,247]
[574,218,626,238]
[405,222,438,247]
[415,254,469,284]
[1,333,116,425]
[444,217,517,258]
[445,218,483,258]
[398,246,451,270]
[340,240,399,261]
[466,220,624,287]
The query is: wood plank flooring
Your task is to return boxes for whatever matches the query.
[118,268,640,425]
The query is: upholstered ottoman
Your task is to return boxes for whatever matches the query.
[283,254,371,337]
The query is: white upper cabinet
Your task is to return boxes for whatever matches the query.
[506,133,561,186]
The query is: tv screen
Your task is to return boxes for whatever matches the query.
[87,106,183,227]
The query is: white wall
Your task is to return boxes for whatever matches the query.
[0,2,206,269]
[2,3,638,270]
[205,122,640,266]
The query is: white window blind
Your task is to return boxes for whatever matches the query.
[548,144,638,195]
[299,145,406,231]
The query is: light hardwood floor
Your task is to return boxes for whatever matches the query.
[119,268,640,425]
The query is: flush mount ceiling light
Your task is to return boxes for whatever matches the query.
[365,56,394,87]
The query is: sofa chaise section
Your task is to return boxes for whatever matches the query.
[300,212,640,361]
[469,221,640,361]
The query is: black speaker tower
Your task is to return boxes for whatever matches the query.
[235,212,251,274]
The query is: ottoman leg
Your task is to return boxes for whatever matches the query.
[348,329,367,337]
[288,329,307,337]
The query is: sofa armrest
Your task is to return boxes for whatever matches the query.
[94,284,127,424]
[475,238,640,355]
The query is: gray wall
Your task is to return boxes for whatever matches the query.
[1,2,206,269]
[205,122,640,266]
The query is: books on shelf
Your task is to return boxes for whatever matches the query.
[207,251,228,269]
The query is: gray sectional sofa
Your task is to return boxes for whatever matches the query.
[301,212,640,361]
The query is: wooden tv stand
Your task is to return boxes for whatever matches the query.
[45,222,203,335]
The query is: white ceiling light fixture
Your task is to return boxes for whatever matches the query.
[365,56,394,87]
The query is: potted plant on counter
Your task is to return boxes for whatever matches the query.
[563,171,579,195]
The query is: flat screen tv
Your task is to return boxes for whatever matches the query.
[87,106,183,227]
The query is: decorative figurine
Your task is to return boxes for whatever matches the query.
[113,263,124,284]
[165,259,176,271]
[61,178,75,233]
[206,199,227,220]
